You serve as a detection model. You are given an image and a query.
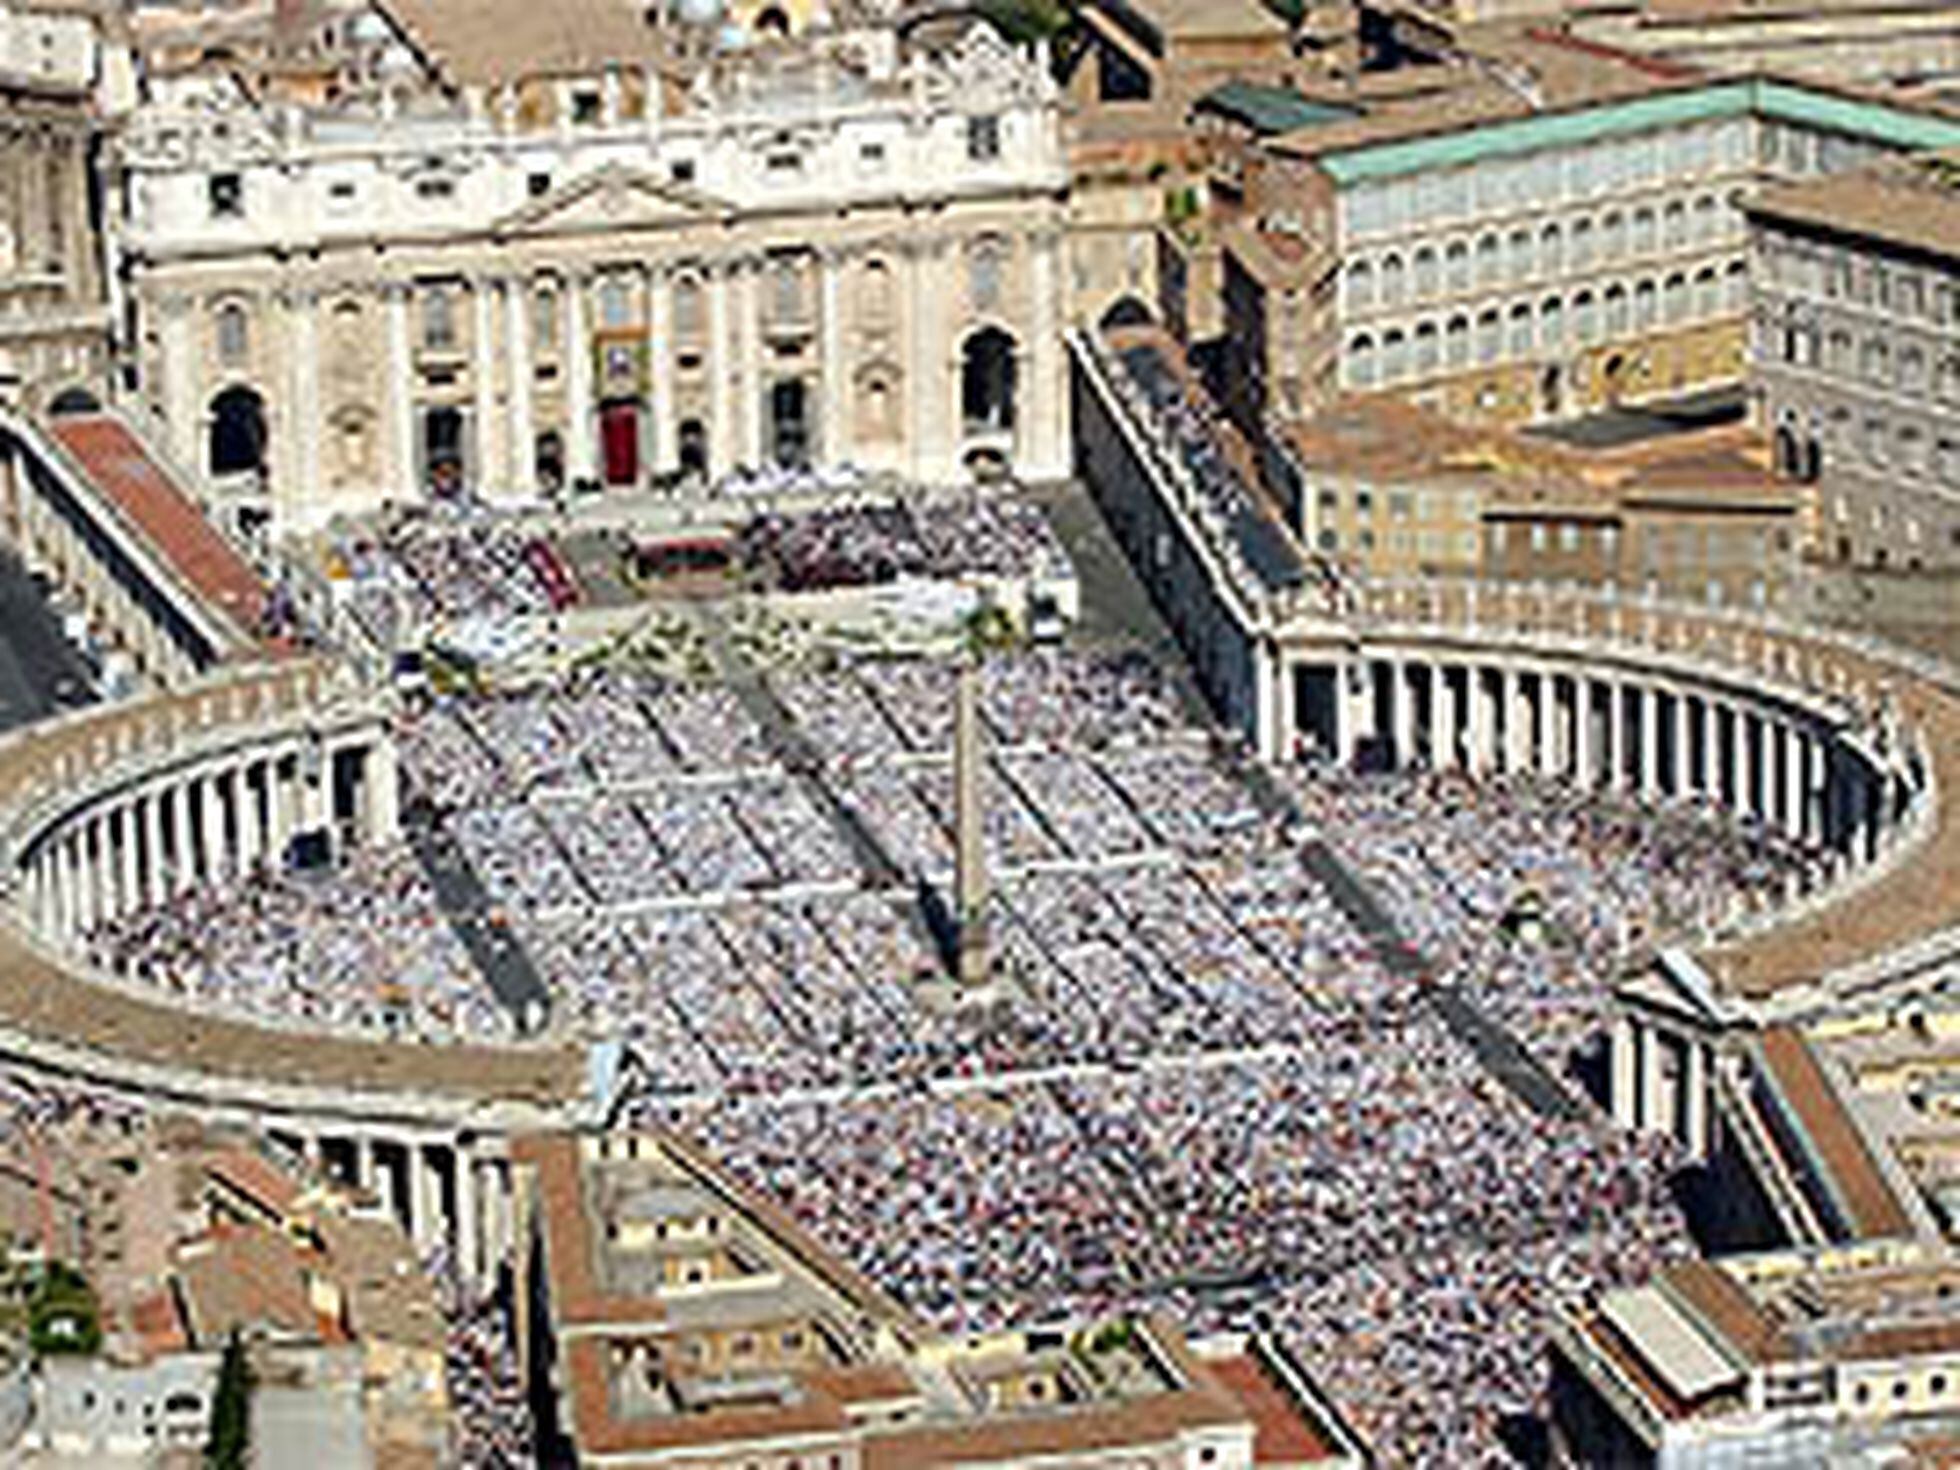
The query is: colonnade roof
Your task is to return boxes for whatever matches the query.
[1702,667,1960,1002]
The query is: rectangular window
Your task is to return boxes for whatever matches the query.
[670,159,696,184]
[967,114,1001,162]
[208,172,243,219]
[527,172,552,198]
[572,90,601,125]
[415,177,455,199]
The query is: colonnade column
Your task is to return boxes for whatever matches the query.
[1638,684,1662,798]
[1675,693,1697,798]
[818,249,847,469]
[1390,661,1415,769]
[708,261,734,475]
[1430,666,1457,771]
[564,273,595,484]
[647,267,675,477]
[471,278,499,498]
[384,283,415,499]
[504,277,534,492]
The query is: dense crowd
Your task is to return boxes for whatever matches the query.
[740,495,1070,592]
[431,1253,534,1468]
[70,644,1828,1461]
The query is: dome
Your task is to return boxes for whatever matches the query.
[715,19,749,48]
[674,0,725,26]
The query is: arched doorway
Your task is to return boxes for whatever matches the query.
[1774,425,1800,478]
[208,386,266,477]
[601,401,640,487]
[1539,365,1562,418]
[47,386,101,416]
[422,406,464,496]
[678,419,708,478]
[535,431,565,493]
[1099,296,1153,332]
[768,380,809,468]
[961,327,1016,434]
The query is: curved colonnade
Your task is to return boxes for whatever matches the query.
[0,659,578,1284]
[0,587,1952,1272]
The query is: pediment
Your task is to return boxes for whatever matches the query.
[492,164,731,239]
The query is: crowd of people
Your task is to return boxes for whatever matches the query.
[66,640,1833,1461]
[740,495,1070,592]
[431,1253,534,1468]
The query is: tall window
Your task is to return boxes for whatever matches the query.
[599,277,631,330]
[674,278,704,337]
[533,288,558,352]
[861,259,893,323]
[216,302,249,365]
[969,239,1004,314]
[967,115,1001,162]
[422,286,456,350]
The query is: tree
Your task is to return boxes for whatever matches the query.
[26,1263,100,1358]
[205,1332,253,1470]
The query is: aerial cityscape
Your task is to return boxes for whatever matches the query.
[1,0,1960,1464]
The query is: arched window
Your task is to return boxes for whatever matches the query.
[861,259,893,323]
[599,276,632,330]
[1605,284,1629,336]
[1412,247,1438,300]
[1506,302,1533,357]
[1538,222,1562,275]
[1414,320,1439,374]
[1663,200,1687,249]
[1574,290,1597,343]
[533,287,559,352]
[1380,253,1406,306]
[1661,274,1686,324]
[1632,207,1656,255]
[1348,334,1376,389]
[1445,241,1469,295]
[1507,228,1533,283]
[1347,258,1375,311]
[216,302,249,366]
[1633,279,1657,331]
[1476,234,1500,286]
[961,327,1016,431]
[968,239,1005,314]
[1693,267,1718,319]
[772,258,803,323]
[208,385,266,477]
[1475,309,1500,364]
[1383,328,1408,381]
[1724,260,1747,312]
[1571,217,1594,269]
[1539,296,1563,349]
[673,278,704,338]
[1444,314,1469,368]
[422,285,455,350]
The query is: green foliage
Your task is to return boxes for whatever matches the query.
[978,0,1071,45]
[205,1333,254,1470]
[27,1263,100,1358]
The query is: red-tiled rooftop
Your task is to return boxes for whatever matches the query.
[1206,1353,1339,1463]
[1759,1027,1914,1241]
[48,413,267,639]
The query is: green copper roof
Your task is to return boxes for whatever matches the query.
[1196,81,1357,137]
[1318,79,1960,185]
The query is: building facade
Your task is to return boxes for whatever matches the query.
[117,0,1071,537]
[1218,73,1960,436]
[0,1,112,413]
[1747,152,1960,569]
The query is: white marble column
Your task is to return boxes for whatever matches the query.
[1574,677,1596,787]
[1026,227,1067,477]
[1674,691,1696,797]
[172,782,197,892]
[203,773,230,885]
[648,266,674,476]
[708,262,734,474]
[158,297,202,477]
[1780,724,1804,837]
[142,793,166,907]
[1469,667,1496,775]
[564,273,595,483]
[1640,684,1662,798]
[1430,665,1457,770]
[116,807,140,919]
[385,284,416,498]
[472,279,500,498]
[1333,664,1358,768]
[1390,661,1415,769]
[365,740,400,845]
[457,1152,481,1285]
[1729,707,1753,819]
[818,249,847,469]
[737,263,763,466]
[504,277,534,491]
[1639,1025,1668,1134]
[1683,1040,1709,1157]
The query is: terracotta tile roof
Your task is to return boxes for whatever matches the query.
[1663,1259,1788,1365]
[374,0,667,87]
[202,1148,302,1223]
[1759,1027,1915,1240]
[131,1288,189,1359]
[1205,1353,1340,1463]
[47,414,266,643]
[175,1227,319,1346]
